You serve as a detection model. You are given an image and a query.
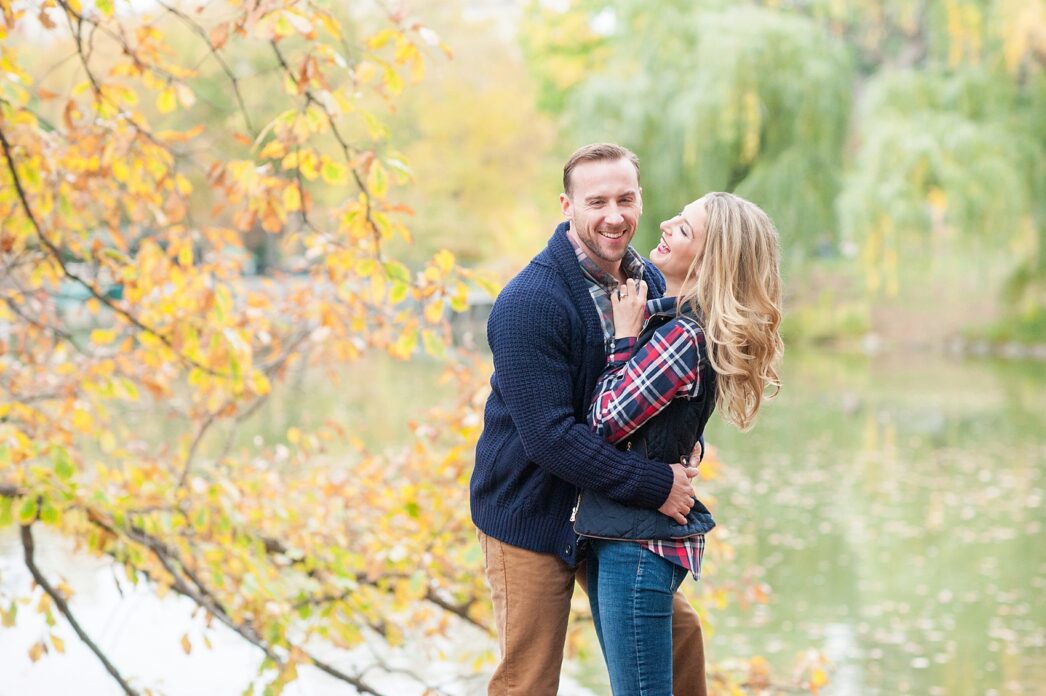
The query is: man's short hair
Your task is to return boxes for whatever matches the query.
[562,143,641,197]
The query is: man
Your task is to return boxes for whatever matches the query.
[471,143,707,695]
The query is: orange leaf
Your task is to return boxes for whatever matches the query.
[209,22,230,50]
[28,641,46,662]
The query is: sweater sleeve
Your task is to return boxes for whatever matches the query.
[487,285,673,509]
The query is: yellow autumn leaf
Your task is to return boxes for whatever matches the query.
[366,160,387,197]
[72,408,93,432]
[434,250,455,274]
[367,28,398,50]
[390,328,417,359]
[259,139,287,160]
[90,328,117,345]
[389,280,409,305]
[175,174,193,195]
[111,159,130,181]
[423,299,444,324]
[299,151,319,180]
[382,64,404,95]
[321,159,348,185]
[156,86,177,113]
[181,633,192,654]
[449,285,469,313]
[251,370,271,396]
[283,184,301,212]
[281,151,299,170]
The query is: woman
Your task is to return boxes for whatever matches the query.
[578,192,783,696]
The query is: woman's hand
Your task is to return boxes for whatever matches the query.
[610,278,648,339]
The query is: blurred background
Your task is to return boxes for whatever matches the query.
[1,1,1043,694]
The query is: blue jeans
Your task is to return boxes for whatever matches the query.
[588,539,689,696]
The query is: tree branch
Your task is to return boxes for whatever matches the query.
[21,523,141,696]
[0,115,225,378]
[269,40,385,262]
[113,517,384,695]
[157,1,257,137]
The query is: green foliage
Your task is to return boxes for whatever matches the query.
[839,66,1043,296]
[984,305,1046,344]
[528,3,855,256]
[781,294,871,348]
[524,0,1044,334]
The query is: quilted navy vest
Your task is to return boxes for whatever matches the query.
[572,311,717,540]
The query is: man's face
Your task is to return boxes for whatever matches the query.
[560,158,642,276]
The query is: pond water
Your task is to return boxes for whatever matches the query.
[1,351,1043,695]
[601,350,1044,696]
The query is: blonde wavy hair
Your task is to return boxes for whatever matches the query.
[678,192,783,430]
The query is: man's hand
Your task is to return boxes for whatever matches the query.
[658,463,699,524]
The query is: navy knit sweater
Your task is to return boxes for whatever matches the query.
[470,222,674,567]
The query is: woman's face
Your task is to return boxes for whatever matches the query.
[651,197,707,285]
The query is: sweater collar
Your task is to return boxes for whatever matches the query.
[548,222,602,336]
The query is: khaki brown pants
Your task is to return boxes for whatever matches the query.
[478,530,707,696]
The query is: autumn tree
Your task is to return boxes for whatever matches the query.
[0,1,496,693]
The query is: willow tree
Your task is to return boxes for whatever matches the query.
[0,1,494,694]
[838,67,1042,298]
[826,0,1045,314]
[748,0,1044,311]
[523,1,854,260]
[526,0,1044,334]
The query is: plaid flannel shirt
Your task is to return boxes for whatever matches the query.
[568,232,707,580]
